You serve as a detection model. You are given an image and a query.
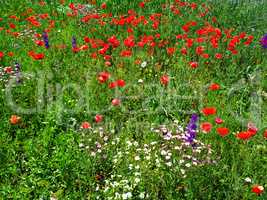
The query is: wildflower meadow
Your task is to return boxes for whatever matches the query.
[0,0,266,199]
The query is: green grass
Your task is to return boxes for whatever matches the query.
[0,0,266,199]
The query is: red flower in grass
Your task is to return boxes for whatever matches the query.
[8,52,14,57]
[0,51,4,59]
[209,83,220,91]
[196,46,205,55]
[109,82,117,89]
[109,80,125,89]
[116,79,125,87]
[200,122,212,133]
[112,98,121,106]
[215,53,223,59]
[217,127,229,137]
[236,131,253,140]
[95,114,103,123]
[202,107,217,116]
[160,75,169,86]
[215,117,223,124]
[101,3,107,9]
[33,53,45,60]
[120,50,132,57]
[108,36,120,48]
[252,185,264,195]
[180,47,187,55]
[263,129,267,139]
[28,51,44,60]
[247,122,258,136]
[124,35,135,48]
[139,2,145,8]
[35,40,44,46]
[10,115,21,125]
[189,61,198,68]
[80,45,88,51]
[81,122,91,129]
[166,47,175,55]
[98,71,110,83]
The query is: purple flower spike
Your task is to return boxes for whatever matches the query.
[260,34,267,49]
[185,114,199,144]
[72,36,77,49]
[42,32,49,49]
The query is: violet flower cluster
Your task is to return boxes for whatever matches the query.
[72,36,77,49]
[185,114,198,144]
[42,32,49,49]
[260,34,267,49]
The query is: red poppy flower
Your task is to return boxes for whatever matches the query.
[176,34,183,39]
[236,131,252,140]
[81,122,91,129]
[98,71,110,83]
[202,107,217,116]
[101,3,107,9]
[33,53,45,60]
[95,114,103,123]
[139,2,145,8]
[104,55,111,61]
[8,52,14,57]
[120,50,132,57]
[29,51,44,60]
[215,53,222,59]
[180,47,187,55]
[189,61,198,68]
[98,47,108,55]
[217,127,229,137]
[109,82,117,89]
[108,36,120,48]
[84,36,90,43]
[200,122,212,133]
[35,40,44,46]
[264,130,267,139]
[201,53,209,59]
[105,61,111,66]
[167,47,175,55]
[215,117,223,124]
[196,46,205,55]
[9,23,16,29]
[116,79,125,87]
[0,51,4,59]
[155,33,160,38]
[160,75,169,86]
[10,115,21,125]
[112,98,121,106]
[209,83,220,91]
[247,122,258,136]
[124,35,135,48]
[252,185,264,195]
[80,45,88,51]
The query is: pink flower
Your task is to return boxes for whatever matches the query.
[112,98,121,106]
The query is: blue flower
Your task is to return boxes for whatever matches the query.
[72,36,77,49]
[42,32,49,49]
[260,34,267,49]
